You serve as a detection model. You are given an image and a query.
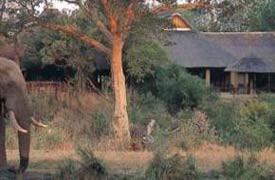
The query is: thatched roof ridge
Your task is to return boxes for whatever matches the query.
[164,31,238,68]
[225,54,274,73]
[202,32,275,60]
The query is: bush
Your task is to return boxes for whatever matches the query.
[222,155,269,180]
[128,92,171,128]
[167,111,217,150]
[145,153,200,180]
[154,64,216,113]
[232,100,273,150]
[204,99,274,150]
[57,149,108,180]
[61,100,113,146]
[201,99,238,143]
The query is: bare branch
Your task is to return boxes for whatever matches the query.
[100,0,117,32]
[64,0,112,43]
[44,23,112,56]
[152,2,211,14]
[63,0,80,5]
[82,3,112,41]
[123,2,135,32]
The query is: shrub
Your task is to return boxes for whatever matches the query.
[154,64,216,113]
[57,149,108,180]
[58,159,80,180]
[145,153,200,180]
[232,100,273,150]
[167,111,217,150]
[222,155,268,180]
[204,99,274,150]
[201,99,237,144]
[128,92,170,128]
[61,100,113,146]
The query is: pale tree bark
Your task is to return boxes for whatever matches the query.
[111,35,130,144]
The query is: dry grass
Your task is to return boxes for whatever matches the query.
[6,143,275,175]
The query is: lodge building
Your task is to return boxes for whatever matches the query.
[165,13,275,94]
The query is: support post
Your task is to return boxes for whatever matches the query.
[205,69,211,86]
[268,74,271,92]
[230,72,238,92]
[245,73,249,94]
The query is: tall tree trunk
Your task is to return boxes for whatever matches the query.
[111,35,130,145]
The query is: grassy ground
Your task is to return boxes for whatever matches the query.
[7,143,275,179]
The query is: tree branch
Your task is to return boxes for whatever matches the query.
[100,0,117,33]
[44,23,112,56]
[64,0,113,42]
[62,0,79,5]
[64,0,112,42]
[152,2,211,14]
[82,4,112,41]
[123,2,135,32]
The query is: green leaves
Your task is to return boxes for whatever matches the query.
[249,0,275,31]
[125,41,169,82]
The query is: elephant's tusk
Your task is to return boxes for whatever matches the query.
[31,117,48,128]
[8,111,28,133]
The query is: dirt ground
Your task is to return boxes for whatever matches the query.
[6,143,275,179]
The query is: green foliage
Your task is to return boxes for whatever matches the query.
[249,0,275,31]
[128,92,170,127]
[58,159,80,180]
[22,26,97,83]
[145,153,200,180]
[128,62,215,114]
[204,98,275,150]
[222,155,268,180]
[154,64,216,113]
[202,100,239,144]
[182,0,264,32]
[233,100,273,150]
[125,41,170,83]
[168,111,217,150]
[57,149,107,180]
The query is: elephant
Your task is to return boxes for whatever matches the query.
[0,57,47,174]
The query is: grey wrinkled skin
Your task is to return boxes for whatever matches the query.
[0,57,32,174]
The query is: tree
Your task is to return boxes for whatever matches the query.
[249,0,275,31]
[2,0,210,145]
[178,0,266,32]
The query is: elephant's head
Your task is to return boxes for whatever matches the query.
[0,57,47,174]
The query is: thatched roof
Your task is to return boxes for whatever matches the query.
[164,31,238,68]
[202,32,275,60]
[225,55,274,73]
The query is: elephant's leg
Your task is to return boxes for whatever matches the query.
[17,124,30,174]
[0,116,7,169]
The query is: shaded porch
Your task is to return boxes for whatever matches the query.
[229,72,275,94]
[187,67,231,92]
[226,55,275,94]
